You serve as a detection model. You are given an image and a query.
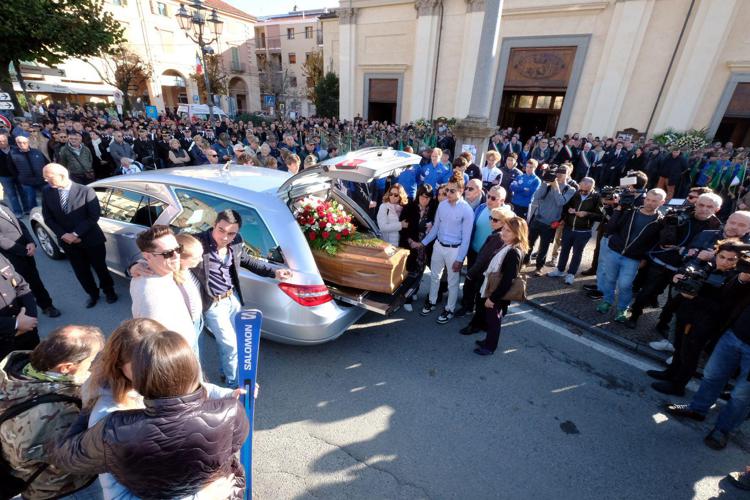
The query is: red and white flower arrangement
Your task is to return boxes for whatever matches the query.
[294,196,357,255]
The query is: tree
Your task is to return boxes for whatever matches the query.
[301,51,324,103]
[257,54,290,113]
[314,72,339,118]
[0,0,123,116]
[88,46,152,111]
[189,53,228,104]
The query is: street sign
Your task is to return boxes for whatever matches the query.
[192,94,199,103]
[263,95,275,107]
[0,93,10,101]
[112,89,124,106]
[0,102,14,111]
[145,105,158,120]
[234,308,263,500]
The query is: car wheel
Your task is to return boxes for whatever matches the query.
[34,224,64,260]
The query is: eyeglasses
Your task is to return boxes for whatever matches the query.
[207,153,218,157]
[465,186,476,192]
[487,195,500,201]
[389,192,400,197]
[445,188,458,194]
[489,216,503,223]
[151,245,182,259]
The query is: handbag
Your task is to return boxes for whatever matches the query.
[501,274,527,302]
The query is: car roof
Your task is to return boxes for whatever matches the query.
[93,165,291,195]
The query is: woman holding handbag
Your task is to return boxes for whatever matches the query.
[475,216,529,355]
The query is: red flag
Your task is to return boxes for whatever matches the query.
[195,52,203,75]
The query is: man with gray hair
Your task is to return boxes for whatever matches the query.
[626,191,722,330]
[547,177,603,285]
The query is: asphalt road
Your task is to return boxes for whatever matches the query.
[31,247,749,500]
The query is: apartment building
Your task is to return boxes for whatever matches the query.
[254,9,328,117]
[13,0,261,115]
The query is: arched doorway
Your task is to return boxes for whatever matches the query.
[160,69,188,109]
[229,77,248,115]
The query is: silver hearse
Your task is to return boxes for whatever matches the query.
[30,148,422,344]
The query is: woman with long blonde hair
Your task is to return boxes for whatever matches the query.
[475,216,529,355]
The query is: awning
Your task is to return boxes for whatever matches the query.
[12,80,118,96]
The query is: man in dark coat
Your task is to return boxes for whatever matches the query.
[40,163,117,308]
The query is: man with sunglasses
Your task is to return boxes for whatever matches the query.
[413,177,475,324]
[131,225,196,348]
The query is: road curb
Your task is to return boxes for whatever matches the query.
[526,298,669,365]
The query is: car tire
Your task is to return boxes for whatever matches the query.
[33,223,64,260]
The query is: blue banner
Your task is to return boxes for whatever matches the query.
[145,105,158,120]
[234,309,263,500]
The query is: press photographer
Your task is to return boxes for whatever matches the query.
[525,164,577,275]
[647,239,750,396]
[625,192,722,330]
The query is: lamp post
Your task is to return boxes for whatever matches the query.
[175,0,224,122]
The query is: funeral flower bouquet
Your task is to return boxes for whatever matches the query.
[294,196,357,255]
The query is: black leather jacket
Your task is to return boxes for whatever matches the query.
[50,387,249,500]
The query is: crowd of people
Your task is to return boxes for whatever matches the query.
[0,102,749,497]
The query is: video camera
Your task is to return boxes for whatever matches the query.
[541,164,559,183]
[674,242,750,295]
[659,205,694,246]
[601,171,645,208]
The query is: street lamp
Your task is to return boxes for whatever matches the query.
[175,0,223,121]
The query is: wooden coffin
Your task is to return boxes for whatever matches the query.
[313,240,410,294]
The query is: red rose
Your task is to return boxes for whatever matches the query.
[318,220,327,228]
[342,229,350,236]
[322,231,329,239]
[327,215,335,223]
[308,232,316,241]
[335,233,342,240]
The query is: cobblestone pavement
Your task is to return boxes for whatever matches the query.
[524,234,673,360]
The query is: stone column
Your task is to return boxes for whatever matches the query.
[580,0,655,136]
[338,7,358,120]
[453,0,487,119]
[452,0,503,167]
[651,0,738,133]
[408,0,443,121]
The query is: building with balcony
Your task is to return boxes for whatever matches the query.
[254,8,329,117]
[12,0,261,116]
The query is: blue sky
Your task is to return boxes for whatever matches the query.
[226,0,340,17]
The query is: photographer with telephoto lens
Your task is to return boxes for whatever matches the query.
[647,239,750,396]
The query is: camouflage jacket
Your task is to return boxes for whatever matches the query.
[0,351,95,499]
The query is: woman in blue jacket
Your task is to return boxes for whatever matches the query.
[509,159,541,219]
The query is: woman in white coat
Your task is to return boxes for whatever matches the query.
[377,183,409,246]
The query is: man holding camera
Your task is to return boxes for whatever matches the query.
[597,189,666,322]
[648,240,747,396]
[625,192,722,330]
[525,165,577,276]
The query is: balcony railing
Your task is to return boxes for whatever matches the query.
[230,62,246,73]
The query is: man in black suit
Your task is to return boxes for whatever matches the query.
[0,202,60,317]
[41,163,117,308]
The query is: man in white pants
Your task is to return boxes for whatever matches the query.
[413,177,475,324]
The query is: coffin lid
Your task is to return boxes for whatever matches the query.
[277,147,422,197]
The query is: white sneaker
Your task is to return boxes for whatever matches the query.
[403,303,413,312]
[649,339,675,352]
[564,274,575,285]
[547,269,566,278]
